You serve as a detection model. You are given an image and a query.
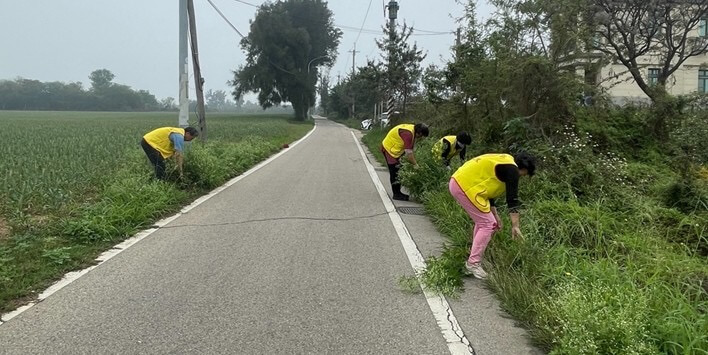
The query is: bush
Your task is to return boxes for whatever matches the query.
[671,113,708,165]
[184,137,278,189]
[574,107,657,158]
[543,279,656,354]
[398,139,451,199]
[662,175,708,214]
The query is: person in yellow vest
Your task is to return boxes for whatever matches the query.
[141,127,199,180]
[381,123,430,201]
[449,152,536,279]
[431,132,472,168]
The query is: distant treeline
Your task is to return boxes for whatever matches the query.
[0,69,165,111]
[0,69,294,114]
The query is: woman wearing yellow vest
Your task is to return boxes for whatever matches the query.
[381,123,430,201]
[141,126,199,180]
[431,132,472,168]
[449,152,536,279]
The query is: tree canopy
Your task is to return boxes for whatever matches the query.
[230,0,342,120]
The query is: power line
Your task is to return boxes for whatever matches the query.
[403,25,450,35]
[231,0,258,7]
[354,0,374,45]
[207,0,246,38]
[207,0,299,76]
[227,0,451,37]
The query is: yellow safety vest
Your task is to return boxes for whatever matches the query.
[382,124,415,159]
[452,153,517,213]
[143,127,185,159]
[432,135,459,161]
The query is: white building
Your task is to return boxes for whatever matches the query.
[575,18,708,104]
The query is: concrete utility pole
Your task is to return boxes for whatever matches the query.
[350,44,358,76]
[386,0,398,116]
[349,44,359,115]
[187,0,207,140]
[178,0,189,127]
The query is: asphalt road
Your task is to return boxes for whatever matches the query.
[0,119,454,354]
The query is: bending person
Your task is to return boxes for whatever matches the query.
[380,123,430,201]
[432,132,471,168]
[449,152,536,279]
[141,126,199,180]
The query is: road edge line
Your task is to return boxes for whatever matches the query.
[350,131,475,355]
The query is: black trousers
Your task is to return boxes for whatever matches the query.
[141,139,166,180]
[386,161,403,195]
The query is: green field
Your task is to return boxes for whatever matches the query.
[0,111,312,312]
[1,111,309,214]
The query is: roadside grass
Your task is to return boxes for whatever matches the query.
[0,111,312,313]
[362,127,708,354]
[330,117,365,130]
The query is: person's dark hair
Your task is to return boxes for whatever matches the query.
[185,127,199,137]
[513,152,536,176]
[414,123,429,137]
[456,132,472,145]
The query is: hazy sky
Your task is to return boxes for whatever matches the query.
[0,0,494,102]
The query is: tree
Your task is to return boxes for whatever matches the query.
[89,69,115,91]
[590,0,708,102]
[230,0,342,120]
[161,97,177,111]
[349,61,386,117]
[327,81,352,118]
[206,89,227,111]
[377,22,426,115]
[136,90,160,111]
[326,61,385,119]
[0,72,164,112]
[588,0,708,136]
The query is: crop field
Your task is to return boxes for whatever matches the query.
[1,111,309,215]
[0,111,312,312]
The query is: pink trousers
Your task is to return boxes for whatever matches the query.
[449,178,498,265]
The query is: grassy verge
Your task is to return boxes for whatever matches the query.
[362,128,708,354]
[361,129,387,165]
[0,111,312,312]
[330,117,365,130]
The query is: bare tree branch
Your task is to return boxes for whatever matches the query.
[589,0,708,101]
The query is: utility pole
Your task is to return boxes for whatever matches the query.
[187,0,207,141]
[178,0,189,127]
[349,44,359,116]
[386,0,398,116]
[350,44,358,76]
[455,28,462,93]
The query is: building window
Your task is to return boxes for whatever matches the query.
[699,70,708,93]
[700,19,708,37]
[648,68,660,85]
[592,33,604,48]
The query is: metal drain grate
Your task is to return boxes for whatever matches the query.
[397,206,426,215]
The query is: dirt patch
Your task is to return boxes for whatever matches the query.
[0,217,10,241]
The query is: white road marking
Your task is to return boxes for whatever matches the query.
[351,131,475,355]
[0,124,318,324]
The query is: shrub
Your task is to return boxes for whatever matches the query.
[543,279,656,354]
